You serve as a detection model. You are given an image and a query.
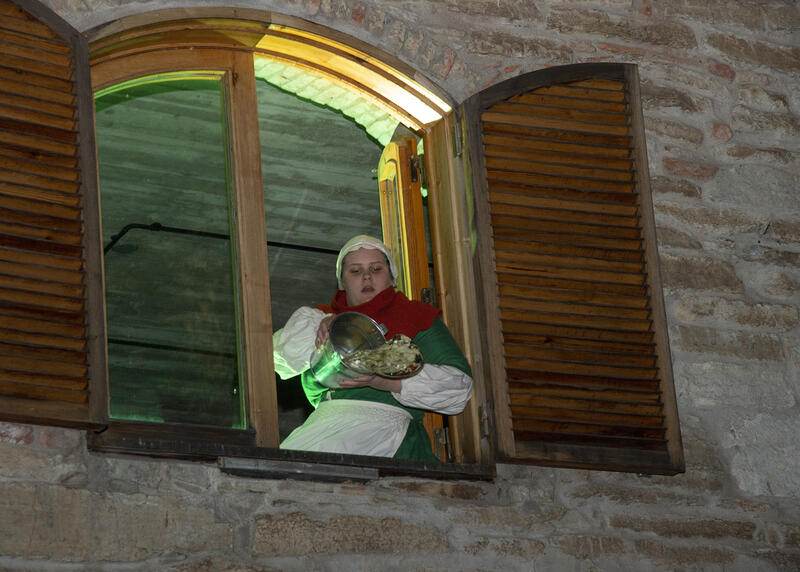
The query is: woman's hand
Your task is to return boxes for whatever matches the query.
[338,374,402,393]
[315,315,334,348]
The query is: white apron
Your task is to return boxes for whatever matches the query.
[279,398,412,458]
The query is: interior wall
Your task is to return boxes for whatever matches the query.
[2,1,799,570]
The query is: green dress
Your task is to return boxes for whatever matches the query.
[300,317,472,462]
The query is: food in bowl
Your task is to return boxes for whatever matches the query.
[342,334,423,378]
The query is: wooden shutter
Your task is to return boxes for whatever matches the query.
[465,63,683,474]
[0,0,105,427]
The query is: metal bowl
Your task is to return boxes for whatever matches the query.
[329,312,387,357]
[308,312,389,386]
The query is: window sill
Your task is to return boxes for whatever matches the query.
[87,421,495,482]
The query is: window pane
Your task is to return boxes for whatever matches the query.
[254,77,384,439]
[95,75,245,428]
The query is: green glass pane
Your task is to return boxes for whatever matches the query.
[95,75,245,429]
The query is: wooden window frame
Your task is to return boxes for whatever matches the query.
[91,47,277,448]
[81,13,495,479]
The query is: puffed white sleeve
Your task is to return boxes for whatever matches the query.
[272,306,330,380]
[392,364,473,415]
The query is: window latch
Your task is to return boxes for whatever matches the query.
[478,403,491,439]
[433,427,453,463]
[453,110,463,156]
[409,154,419,184]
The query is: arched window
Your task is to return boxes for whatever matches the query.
[0,1,683,477]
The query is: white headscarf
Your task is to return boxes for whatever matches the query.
[335,235,398,289]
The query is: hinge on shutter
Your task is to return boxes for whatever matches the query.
[409,154,420,184]
[453,118,463,157]
[478,403,491,438]
[418,154,428,189]
[433,427,453,462]
[420,287,434,305]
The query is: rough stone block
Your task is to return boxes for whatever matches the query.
[673,295,798,329]
[737,84,790,112]
[754,269,800,298]
[659,254,744,293]
[731,105,800,137]
[547,7,696,49]
[0,484,89,561]
[771,218,800,244]
[654,225,703,249]
[654,1,765,31]
[439,0,542,20]
[0,422,34,445]
[709,164,799,211]
[93,455,165,494]
[662,157,718,180]
[726,145,795,164]
[555,535,625,559]
[642,61,733,94]
[90,493,232,561]
[665,435,726,492]
[760,550,800,571]
[611,515,757,540]
[738,235,800,268]
[448,504,533,528]
[388,480,485,500]
[655,202,764,233]
[168,556,282,572]
[712,122,733,141]
[650,175,701,198]
[707,59,737,81]
[253,512,450,556]
[675,360,795,410]
[166,462,214,495]
[465,536,546,559]
[676,325,784,361]
[0,442,85,485]
[468,30,571,62]
[634,538,734,565]
[706,33,800,72]
[765,4,800,31]
[786,524,800,548]
[645,116,704,144]
[38,426,83,451]
[569,482,701,506]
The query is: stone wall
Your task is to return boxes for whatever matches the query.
[1,422,798,570]
[1,1,798,570]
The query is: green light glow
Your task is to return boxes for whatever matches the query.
[95,71,226,100]
[312,349,343,382]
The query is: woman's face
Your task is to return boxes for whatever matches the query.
[341,248,393,306]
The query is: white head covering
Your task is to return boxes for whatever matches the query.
[336,235,398,289]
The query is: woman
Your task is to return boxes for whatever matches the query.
[273,235,473,461]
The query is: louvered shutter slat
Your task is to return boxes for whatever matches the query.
[0,0,102,425]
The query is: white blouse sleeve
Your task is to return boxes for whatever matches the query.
[392,364,473,415]
[272,306,330,380]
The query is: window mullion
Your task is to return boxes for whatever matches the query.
[227,50,279,447]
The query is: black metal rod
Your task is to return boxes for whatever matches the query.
[104,221,340,257]
[108,337,236,359]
